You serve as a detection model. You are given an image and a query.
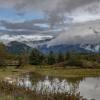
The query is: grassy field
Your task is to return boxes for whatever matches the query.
[0,66,100,100]
[0,65,100,80]
[35,68,100,78]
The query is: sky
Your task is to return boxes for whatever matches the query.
[0,0,100,45]
[0,0,99,21]
[0,0,100,24]
[0,8,44,21]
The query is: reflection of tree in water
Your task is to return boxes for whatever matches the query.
[4,74,98,100]
[66,77,84,94]
[22,72,44,85]
[15,73,85,95]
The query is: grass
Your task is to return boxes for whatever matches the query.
[0,65,35,80]
[34,67,100,78]
[0,65,100,100]
[0,65,100,80]
[0,80,82,100]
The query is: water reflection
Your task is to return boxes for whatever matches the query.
[17,74,32,89]
[79,77,100,100]
[16,75,78,94]
[4,73,100,100]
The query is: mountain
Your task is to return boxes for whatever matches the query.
[5,41,100,54]
[47,20,100,46]
[2,20,100,54]
[38,44,92,54]
[45,44,100,53]
[80,44,100,53]
[7,41,32,54]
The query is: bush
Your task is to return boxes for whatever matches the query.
[67,59,83,67]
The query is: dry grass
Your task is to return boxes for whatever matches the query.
[0,65,100,80]
[0,81,82,100]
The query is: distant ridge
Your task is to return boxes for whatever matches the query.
[6,41,99,54]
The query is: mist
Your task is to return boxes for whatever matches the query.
[0,0,100,46]
[48,20,100,47]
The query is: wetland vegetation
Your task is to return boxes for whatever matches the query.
[0,43,100,100]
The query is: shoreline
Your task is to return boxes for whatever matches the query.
[0,65,100,80]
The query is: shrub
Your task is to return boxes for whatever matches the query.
[67,59,83,67]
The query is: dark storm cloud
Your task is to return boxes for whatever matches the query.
[14,0,100,11]
[0,19,51,36]
[0,20,33,30]
[0,0,100,24]
[0,0,100,46]
[0,0,100,30]
[62,0,99,11]
[0,20,48,30]
[0,0,99,12]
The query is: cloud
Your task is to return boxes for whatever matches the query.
[0,19,62,37]
[0,0,100,23]
[0,19,52,36]
[1,0,100,46]
[48,20,100,46]
[69,1,100,23]
[0,0,99,13]
[0,34,53,44]
[0,0,61,12]
[0,20,49,31]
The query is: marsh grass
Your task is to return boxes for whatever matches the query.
[0,80,83,100]
[34,67,100,78]
[0,65,100,80]
[0,66,99,100]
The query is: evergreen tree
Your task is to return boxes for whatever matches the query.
[29,48,44,65]
[47,51,56,65]
[65,52,70,61]
[0,43,7,66]
[57,52,64,63]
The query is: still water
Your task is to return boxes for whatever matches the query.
[5,73,100,100]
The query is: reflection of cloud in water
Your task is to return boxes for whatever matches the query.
[7,75,77,94]
[4,75,100,100]
[32,77,70,94]
[17,75,32,89]
[79,77,100,100]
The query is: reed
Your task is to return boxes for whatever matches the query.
[0,80,83,100]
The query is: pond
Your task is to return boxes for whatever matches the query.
[4,73,100,100]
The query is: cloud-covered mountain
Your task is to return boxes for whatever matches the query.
[1,19,100,53]
[48,20,100,47]
[0,0,100,54]
[0,34,53,43]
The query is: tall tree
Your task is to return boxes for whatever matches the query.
[29,48,44,65]
[0,43,7,66]
[57,52,64,63]
[65,52,70,61]
[47,51,56,65]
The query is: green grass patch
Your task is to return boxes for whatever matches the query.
[0,65,100,80]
